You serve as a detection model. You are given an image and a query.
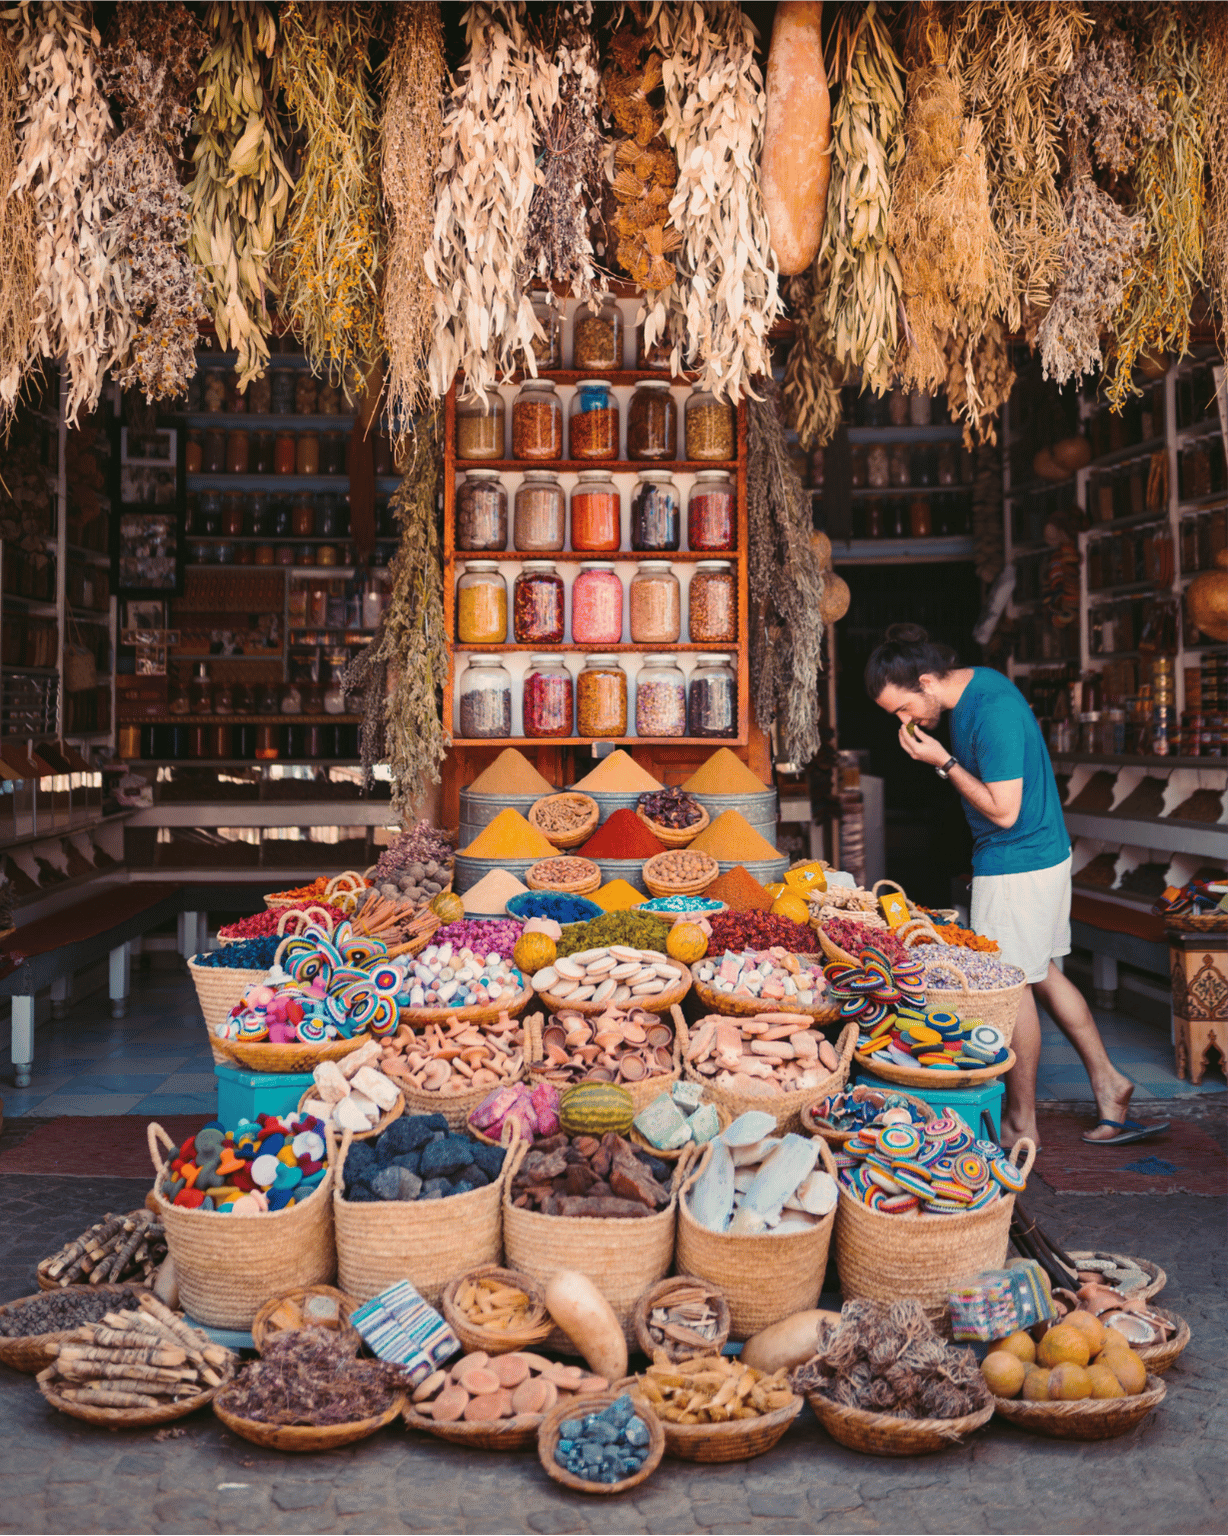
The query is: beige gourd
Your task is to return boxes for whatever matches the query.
[760,2,831,275]
[543,1270,628,1383]
[740,1308,841,1374]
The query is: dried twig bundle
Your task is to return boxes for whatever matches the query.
[187,2,292,391]
[380,2,444,451]
[218,1319,403,1427]
[10,1,116,427]
[1201,6,1228,346]
[0,19,37,429]
[942,318,1015,451]
[276,1,385,401]
[602,20,680,292]
[427,2,540,402]
[1059,35,1168,177]
[782,270,844,453]
[645,1,781,399]
[99,3,209,405]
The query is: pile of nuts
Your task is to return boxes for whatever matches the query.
[531,947,687,1005]
[643,849,719,890]
[528,857,601,891]
[411,1350,608,1422]
[686,1013,840,1097]
[537,1006,674,1085]
[379,1015,525,1096]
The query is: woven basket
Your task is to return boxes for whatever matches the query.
[297,1086,404,1143]
[439,1264,552,1356]
[396,978,534,1031]
[1066,1251,1166,1300]
[851,1048,1017,1092]
[620,1376,803,1462]
[329,1126,511,1307]
[526,858,603,895]
[813,910,889,968]
[690,974,842,1025]
[187,957,270,1067]
[801,1084,937,1148]
[676,1137,840,1341]
[919,956,1026,1046]
[1132,1308,1190,1374]
[537,1391,665,1494]
[211,1031,368,1076]
[642,851,720,899]
[1165,910,1228,932]
[250,1284,361,1355]
[147,1123,336,1330]
[525,1004,687,1113]
[213,1392,406,1451]
[636,804,710,848]
[529,793,600,849]
[0,1285,147,1374]
[806,1392,995,1456]
[630,1275,731,1363]
[991,1375,1166,1440]
[39,1358,237,1429]
[535,964,692,1021]
[404,1399,545,1451]
[394,1067,527,1133]
[502,1141,693,1350]
[683,1020,858,1136]
[835,1138,1037,1330]
[628,1097,731,1163]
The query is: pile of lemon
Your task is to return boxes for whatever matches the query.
[981,1312,1148,1402]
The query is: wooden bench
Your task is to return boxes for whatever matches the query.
[1070,892,1169,1009]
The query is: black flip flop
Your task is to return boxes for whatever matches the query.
[1081,1117,1171,1146]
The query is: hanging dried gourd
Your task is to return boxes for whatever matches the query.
[602,18,680,295]
[275,2,385,401]
[98,3,209,405]
[0,19,37,429]
[10,1,116,428]
[1201,7,1228,347]
[380,2,445,451]
[426,2,540,402]
[644,1,781,399]
[760,2,831,277]
[187,1,292,392]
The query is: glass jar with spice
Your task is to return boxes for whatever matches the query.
[512,379,563,461]
[275,431,297,476]
[203,371,227,412]
[456,561,507,643]
[570,471,620,551]
[909,391,933,426]
[513,561,565,644]
[569,379,618,461]
[635,656,686,737]
[294,373,318,415]
[296,431,320,476]
[458,657,512,738]
[631,471,680,551]
[270,369,295,415]
[572,298,622,371]
[688,561,737,643]
[523,654,574,738]
[685,387,736,461]
[185,430,203,474]
[867,444,889,489]
[528,297,562,371]
[314,493,340,537]
[318,382,341,415]
[909,497,933,538]
[688,653,737,737]
[630,561,680,643]
[203,427,227,474]
[247,373,271,415]
[222,494,245,537]
[636,322,672,371]
[251,432,274,474]
[291,495,314,538]
[572,562,623,644]
[456,393,505,461]
[513,471,565,550]
[687,471,735,551]
[628,382,677,461]
[456,470,508,551]
[320,432,346,475]
[577,655,627,737]
[888,444,909,488]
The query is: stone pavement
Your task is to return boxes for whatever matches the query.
[0,1101,1223,1536]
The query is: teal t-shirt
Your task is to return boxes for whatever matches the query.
[948,668,1070,876]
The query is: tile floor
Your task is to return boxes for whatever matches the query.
[1,968,1223,1116]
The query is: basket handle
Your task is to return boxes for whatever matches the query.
[1008,1136,1037,1182]
[899,917,944,948]
[147,1122,178,1181]
[524,1012,545,1069]
[871,878,906,899]
[325,1122,354,1186]
[918,956,972,992]
[835,1020,858,1072]
[276,907,312,938]
[669,1003,688,1067]
[678,1138,712,1204]
[501,1135,531,1202]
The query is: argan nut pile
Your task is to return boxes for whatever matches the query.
[687,1013,840,1096]
[451,1275,546,1337]
[411,1349,607,1422]
[379,1016,525,1096]
[630,1353,796,1422]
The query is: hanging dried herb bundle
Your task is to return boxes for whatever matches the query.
[426,2,540,402]
[817,2,905,397]
[275,2,385,400]
[1201,6,1228,345]
[747,383,826,767]
[218,1330,407,1427]
[10,1,116,428]
[782,270,844,452]
[380,2,444,452]
[941,318,1015,449]
[98,4,208,405]
[643,1,781,399]
[947,3,1093,331]
[1108,11,1204,407]
[523,1,607,304]
[187,2,292,391]
[0,20,37,429]
[1058,35,1168,177]
[601,19,680,292]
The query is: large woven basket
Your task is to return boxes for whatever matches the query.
[642,851,720,899]
[851,1048,1017,1092]
[403,1399,545,1452]
[676,1137,840,1341]
[537,1391,665,1494]
[296,1086,405,1143]
[213,1392,405,1451]
[250,1284,361,1355]
[439,1264,552,1357]
[528,793,600,850]
[329,1126,511,1308]
[618,1373,802,1462]
[801,1084,937,1148]
[0,1285,147,1374]
[683,1020,858,1135]
[396,978,534,1030]
[812,910,890,968]
[835,1138,1037,1330]
[805,1392,994,1455]
[526,858,602,895]
[147,1123,336,1330]
[690,959,841,1024]
[1134,1308,1190,1375]
[535,964,692,1020]
[391,1065,528,1133]
[187,956,269,1066]
[502,1141,692,1350]
[636,804,710,849]
[39,1359,237,1430]
[919,956,1026,1046]
[525,1005,687,1113]
[211,1031,368,1076]
[991,1376,1166,1440]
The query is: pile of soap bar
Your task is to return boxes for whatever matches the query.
[687,1113,838,1236]
[834,1112,1026,1215]
[342,1115,506,1203]
[553,1393,654,1484]
[685,1013,839,1098]
[163,1114,329,1213]
[468,1080,560,1144]
[531,948,687,1007]
[692,948,827,1008]
[412,1350,608,1423]
[402,942,526,1011]
[379,1013,525,1095]
[633,1081,720,1151]
[301,1038,401,1134]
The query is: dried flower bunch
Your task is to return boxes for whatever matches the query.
[942,318,1015,449]
[99,3,209,404]
[10,1,116,428]
[1201,6,1228,345]
[188,1,292,391]
[1059,34,1168,177]
[219,1330,406,1428]
[276,1,385,401]
[0,19,37,430]
[602,18,680,292]
[782,268,844,451]
[427,1,540,403]
[523,0,607,305]
[379,2,445,453]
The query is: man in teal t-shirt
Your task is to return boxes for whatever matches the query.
[863,624,1166,1151]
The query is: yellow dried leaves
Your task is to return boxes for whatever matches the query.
[0,17,36,429]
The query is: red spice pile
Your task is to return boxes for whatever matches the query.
[579,809,666,860]
[708,909,815,953]
[821,917,910,966]
[703,865,773,912]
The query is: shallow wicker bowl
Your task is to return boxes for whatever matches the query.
[440,1264,552,1357]
[211,1031,368,1075]
[39,1357,236,1429]
[536,964,691,1019]
[0,1285,147,1373]
[506,891,603,924]
[620,1377,803,1462]
[1133,1308,1190,1374]
[526,857,602,895]
[529,793,600,850]
[631,1275,731,1363]
[690,974,841,1024]
[636,803,710,848]
[1067,1252,1166,1300]
[213,1392,406,1451]
[852,1048,1017,1091]
[806,1391,995,1456]
[396,978,535,1030]
[991,1376,1166,1440]
[801,1084,937,1147]
[251,1285,361,1356]
[296,1086,404,1143]
[537,1391,665,1494]
[403,1399,545,1451]
[642,851,720,900]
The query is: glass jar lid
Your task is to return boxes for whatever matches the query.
[521,469,561,481]
[575,378,614,392]
[577,561,616,571]
[518,379,557,392]
[640,654,679,666]
[582,654,621,666]
[528,653,568,667]
[520,560,559,571]
[695,653,734,666]
[577,469,615,481]
[636,470,676,483]
[635,560,674,572]
[460,560,501,571]
[462,469,501,480]
[463,656,510,672]
[694,469,732,482]
[695,560,733,571]
[638,380,673,391]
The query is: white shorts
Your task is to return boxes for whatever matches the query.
[969,854,1072,985]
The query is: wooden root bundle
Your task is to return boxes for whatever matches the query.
[42,1210,167,1287]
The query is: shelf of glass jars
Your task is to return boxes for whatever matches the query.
[140,714,361,726]
[846,425,963,444]
[448,551,739,564]
[449,736,735,748]
[187,473,349,491]
[453,642,731,654]
[505,370,699,388]
[829,536,974,563]
[454,460,738,475]
[181,413,357,431]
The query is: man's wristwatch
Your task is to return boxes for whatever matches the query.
[936,757,957,780]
